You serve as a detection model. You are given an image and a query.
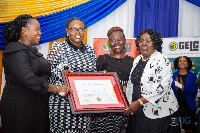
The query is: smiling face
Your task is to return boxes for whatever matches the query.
[24,19,42,46]
[109,31,125,54]
[139,33,155,60]
[66,20,85,46]
[178,57,189,69]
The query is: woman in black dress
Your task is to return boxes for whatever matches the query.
[94,26,134,133]
[1,14,71,133]
[172,56,198,133]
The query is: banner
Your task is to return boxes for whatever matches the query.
[163,37,200,75]
[93,38,140,59]
[94,37,200,75]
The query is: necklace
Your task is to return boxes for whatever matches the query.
[18,40,23,43]
[142,57,149,61]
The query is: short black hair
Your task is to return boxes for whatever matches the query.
[135,29,163,52]
[173,56,193,70]
[3,14,34,46]
[107,26,125,41]
[65,17,85,29]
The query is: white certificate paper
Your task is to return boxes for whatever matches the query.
[174,81,182,89]
[74,80,119,105]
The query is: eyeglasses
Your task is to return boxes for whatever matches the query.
[68,27,85,33]
[138,40,153,45]
[110,38,123,43]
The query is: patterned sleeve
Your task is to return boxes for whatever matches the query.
[47,42,66,86]
[143,56,172,106]
[91,48,97,72]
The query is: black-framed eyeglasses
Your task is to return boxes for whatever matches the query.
[138,40,153,45]
[68,27,85,33]
[110,38,123,43]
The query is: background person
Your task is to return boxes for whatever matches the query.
[171,56,198,133]
[94,26,134,132]
[1,14,71,133]
[47,17,96,132]
[196,74,200,133]
[124,29,180,133]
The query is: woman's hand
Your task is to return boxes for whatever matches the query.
[179,77,184,89]
[123,86,126,94]
[57,85,73,97]
[102,70,107,73]
[176,77,184,89]
[123,100,141,115]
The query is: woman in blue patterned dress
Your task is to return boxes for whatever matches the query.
[47,17,96,133]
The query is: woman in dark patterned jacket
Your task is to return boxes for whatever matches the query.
[47,17,96,133]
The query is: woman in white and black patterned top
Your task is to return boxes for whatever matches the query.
[124,29,180,133]
[47,17,96,133]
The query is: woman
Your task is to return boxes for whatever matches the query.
[1,14,71,133]
[124,29,180,133]
[94,26,134,132]
[47,17,96,132]
[171,56,198,133]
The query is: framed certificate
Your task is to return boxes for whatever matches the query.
[62,72,129,114]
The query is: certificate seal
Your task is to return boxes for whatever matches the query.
[97,97,101,101]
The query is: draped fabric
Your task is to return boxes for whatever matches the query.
[0,0,126,50]
[134,0,179,38]
[0,0,90,23]
[185,0,200,7]
[179,0,200,37]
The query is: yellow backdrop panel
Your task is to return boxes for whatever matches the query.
[0,0,90,22]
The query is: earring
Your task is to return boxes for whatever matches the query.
[110,49,111,55]
[124,49,126,54]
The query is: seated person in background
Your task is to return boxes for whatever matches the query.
[171,56,198,133]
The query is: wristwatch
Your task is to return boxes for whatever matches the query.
[138,99,143,105]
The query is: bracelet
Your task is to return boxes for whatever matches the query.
[138,99,143,105]
[54,86,59,94]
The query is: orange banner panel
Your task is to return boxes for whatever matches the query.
[93,38,140,58]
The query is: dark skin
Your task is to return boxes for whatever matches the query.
[19,19,73,97]
[124,33,156,115]
[175,57,189,90]
[66,20,85,47]
[109,31,126,59]
[175,57,192,133]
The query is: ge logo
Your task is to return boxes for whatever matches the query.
[169,42,178,51]
[102,42,110,51]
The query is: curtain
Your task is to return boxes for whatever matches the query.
[87,0,136,47]
[0,0,126,50]
[185,0,200,7]
[134,0,179,38]
[179,0,200,37]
